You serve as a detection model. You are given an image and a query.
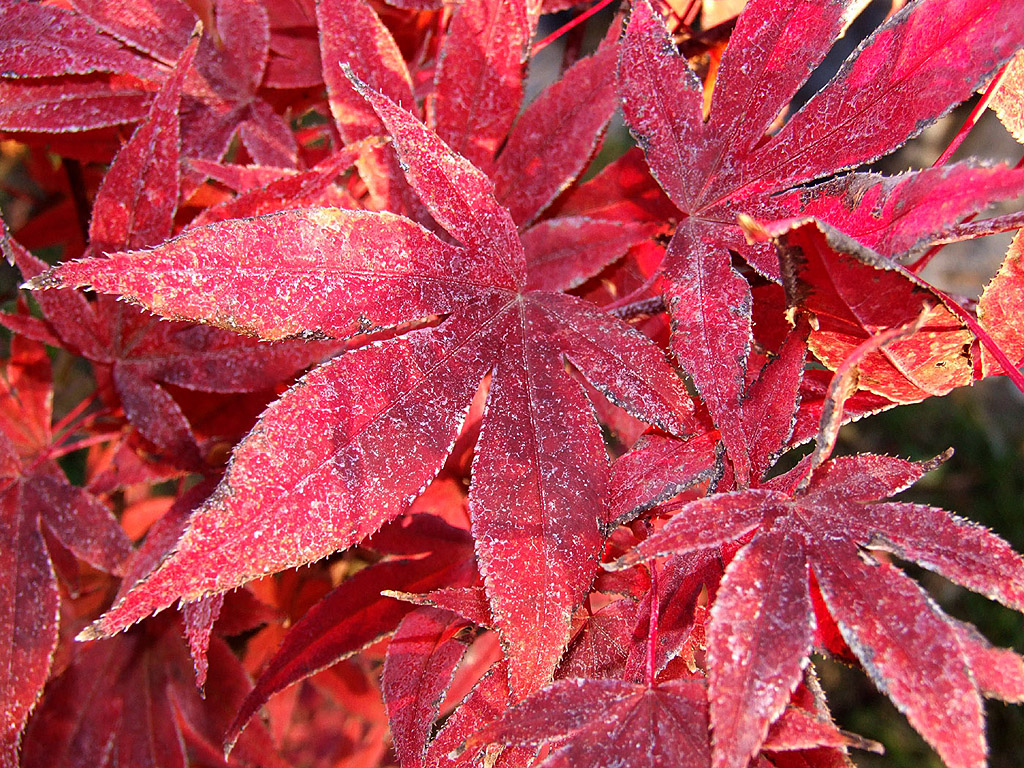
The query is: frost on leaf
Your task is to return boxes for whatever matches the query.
[615,453,1024,768]
[44,76,692,699]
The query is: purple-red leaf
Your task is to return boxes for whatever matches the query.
[431,0,534,172]
[470,677,711,767]
[619,452,1024,768]
[383,608,469,767]
[493,38,619,227]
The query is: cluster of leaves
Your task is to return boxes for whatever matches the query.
[2,0,1024,766]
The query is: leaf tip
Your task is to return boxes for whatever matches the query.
[738,213,769,244]
[340,62,366,94]
[920,447,955,473]
[75,623,104,642]
[21,273,59,291]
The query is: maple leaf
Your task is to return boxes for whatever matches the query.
[466,675,711,767]
[992,49,1024,143]
[32,68,694,697]
[0,336,129,767]
[3,35,332,465]
[19,614,285,768]
[768,217,976,403]
[620,0,1024,483]
[430,0,538,173]
[225,513,478,748]
[741,216,1024,405]
[0,0,297,168]
[613,453,1024,768]
[977,230,1024,376]
[382,607,471,768]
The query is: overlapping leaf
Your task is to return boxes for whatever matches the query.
[620,0,1024,479]
[0,0,296,167]
[615,453,1024,768]
[467,676,711,767]
[19,616,284,768]
[0,337,129,767]
[5,37,330,464]
[35,67,693,697]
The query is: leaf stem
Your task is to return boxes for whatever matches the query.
[647,560,659,687]
[51,391,99,442]
[932,62,1010,168]
[532,0,617,55]
[48,432,119,460]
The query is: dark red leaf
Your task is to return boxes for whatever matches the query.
[493,37,619,227]
[383,608,469,767]
[664,223,753,485]
[431,0,535,171]
[607,431,722,527]
[522,217,661,294]
[227,529,476,749]
[470,677,711,767]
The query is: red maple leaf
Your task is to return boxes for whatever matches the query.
[18,613,285,768]
[0,0,299,168]
[3,35,331,465]
[620,0,1024,484]
[33,67,694,697]
[0,335,128,766]
[465,675,711,767]
[613,453,1024,768]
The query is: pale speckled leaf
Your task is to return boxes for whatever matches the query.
[0,75,157,133]
[992,49,1024,142]
[707,520,812,768]
[607,431,721,527]
[69,0,194,66]
[538,292,695,438]
[700,0,859,195]
[469,303,607,698]
[318,0,414,141]
[978,230,1024,376]
[0,487,58,767]
[470,677,711,767]
[432,0,533,172]
[89,33,196,254]
[383,608,469,768]
[51,70,696,704]
[35,209,498,341]
[744,0,1024,194]
[777,164,1024,259]
[354,74,525,285]
[773,218,974,402]
[81,304,499,637]
[610,490,776,571]
[522,217,660,294]
[0,3,166,80]
[619,452,1019,768]
[619,0,705,213]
